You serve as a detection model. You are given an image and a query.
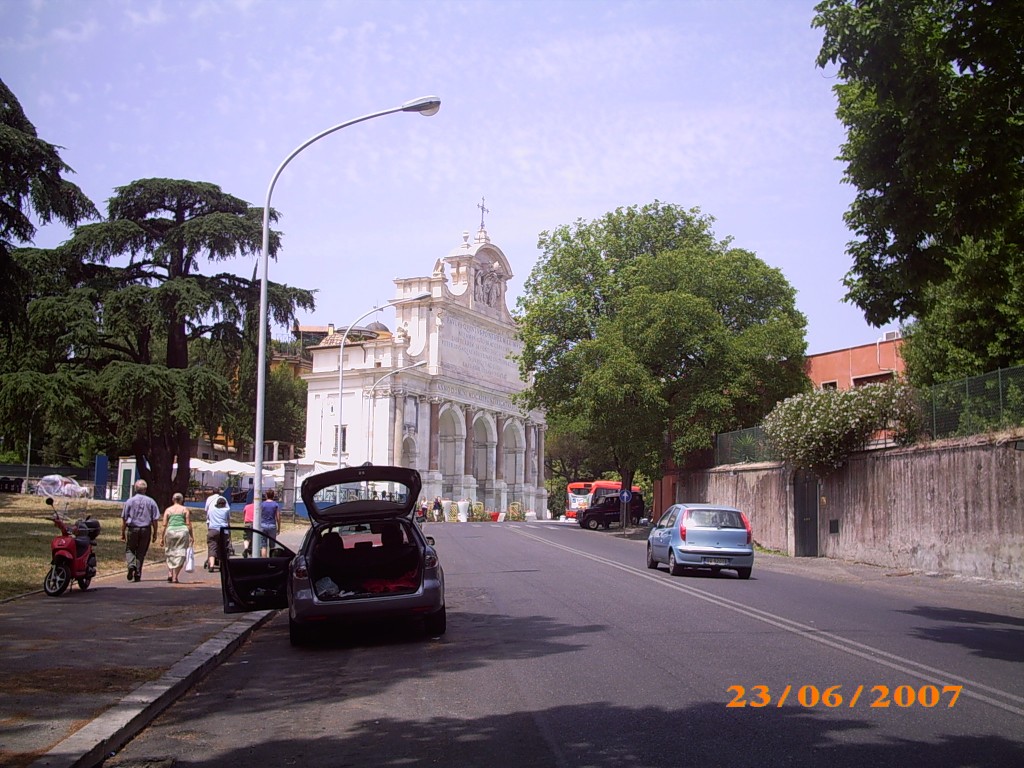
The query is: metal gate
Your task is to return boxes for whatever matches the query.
[793,468,819,557]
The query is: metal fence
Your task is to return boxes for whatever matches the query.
[713,365,1024,466]
[921,365,1024,439]
[714,426,777,466]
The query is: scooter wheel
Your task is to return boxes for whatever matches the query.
[76,577,92,591]
[43,562,71,596]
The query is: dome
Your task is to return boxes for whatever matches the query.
[366,321,390,333]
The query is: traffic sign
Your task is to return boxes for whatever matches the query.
[619,489,632,503]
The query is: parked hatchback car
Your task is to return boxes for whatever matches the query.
[218,465,446,645]
[646,503,753,579]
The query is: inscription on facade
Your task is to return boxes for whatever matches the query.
[440,314,521,391]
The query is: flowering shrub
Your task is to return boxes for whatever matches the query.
[761,382,921,476]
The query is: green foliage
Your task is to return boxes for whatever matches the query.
[814,0,1023,328]
[900,237,1024,386]
[0,78,98,330]
[264,364,308,446]
[918,365,1024,437]
[0,177,314,507]
[814,0,1023,385]
[762,383,921,476]
[517,201,808,498]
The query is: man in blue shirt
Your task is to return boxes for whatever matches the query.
[120,480,161,582]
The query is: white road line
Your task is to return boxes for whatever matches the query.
[509,527,1024,717]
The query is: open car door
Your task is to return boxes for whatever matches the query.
[218,526,295,613]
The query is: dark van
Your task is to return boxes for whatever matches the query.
[577,493,644,530]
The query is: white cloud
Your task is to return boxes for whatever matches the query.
[126,2,168,27]
[50,18,100,43]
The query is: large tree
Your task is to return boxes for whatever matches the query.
[0,179,314,507]
[813,0,1023,373]
[0,78,98,467]
[516,202,808,525]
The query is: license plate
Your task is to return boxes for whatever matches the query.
[703,557,729,566]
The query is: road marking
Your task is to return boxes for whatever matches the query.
[509,527,1024,718]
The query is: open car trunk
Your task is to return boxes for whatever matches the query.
[310,521,422,600]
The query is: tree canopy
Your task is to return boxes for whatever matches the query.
[0,178,314,507]
[516,202,809,521]
[0,77,98,331]
[813,0,1023,379]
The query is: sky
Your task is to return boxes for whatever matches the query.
[1,0,899,355]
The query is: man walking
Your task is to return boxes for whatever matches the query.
[120,479,161,582]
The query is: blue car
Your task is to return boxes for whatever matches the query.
[647,503,754,579]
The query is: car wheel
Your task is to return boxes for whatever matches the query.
[424,606,447,637]
[289,617,316,646]
[668,551,684,577]
[43,563,70,596]
[736,567,752,580]
[646,545,659,570]
[586,517,600,530]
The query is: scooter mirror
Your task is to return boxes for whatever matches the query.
[45,497,54,507]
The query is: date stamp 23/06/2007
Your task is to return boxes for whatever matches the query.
[726,684,963,709]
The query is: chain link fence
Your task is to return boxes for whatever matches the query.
[713,365,1024,465]
[921,365,1024,439]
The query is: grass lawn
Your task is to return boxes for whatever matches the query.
[0,493,308,601]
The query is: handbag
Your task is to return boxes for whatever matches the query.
[185,545,195,573]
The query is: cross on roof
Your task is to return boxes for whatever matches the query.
[477,196,490,230]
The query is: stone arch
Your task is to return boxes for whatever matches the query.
[502,418,526,489]
[438,403,465,495]
[402,434,420,471]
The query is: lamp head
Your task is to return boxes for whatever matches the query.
[388,291,431,305]
[402,96,441,116]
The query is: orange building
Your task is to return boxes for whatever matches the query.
[805,332,905,390]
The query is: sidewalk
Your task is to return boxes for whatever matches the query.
[0,552,278,768]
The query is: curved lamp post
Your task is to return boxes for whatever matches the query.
[336,293,430,468]
[252,96,440,547]
[364,360,428,464]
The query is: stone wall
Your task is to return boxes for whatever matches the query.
[668,429,1024,583]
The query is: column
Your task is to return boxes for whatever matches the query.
[428,398,441,472]
[525,422,535,486]
[392,389,405,467]
[463,406,475,476]
[494,415,506,482]
[536,425,545,487]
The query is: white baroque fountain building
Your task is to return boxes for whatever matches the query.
[300,225,549,517]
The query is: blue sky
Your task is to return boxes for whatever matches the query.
[1,0,898,354]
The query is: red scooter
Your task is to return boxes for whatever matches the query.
[43,497,100,596]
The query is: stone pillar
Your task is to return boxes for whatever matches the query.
[463,406,475,475]
[428,398,441,472]
[494,415,506,482]
[392,390,405,467]
[525,422,535,486]
[536,425,545,487]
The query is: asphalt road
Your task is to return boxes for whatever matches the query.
[106,520,1024,768]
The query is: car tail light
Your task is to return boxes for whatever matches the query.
[424,552,438,569]
[293,558,308,580]
[678,515,687,542]
[741,512,752,544]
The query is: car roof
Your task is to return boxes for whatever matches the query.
[300,465,422,524]
[673,503,742,512]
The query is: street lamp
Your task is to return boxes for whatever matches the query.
[336,293,430,468]
[365,360,428,464]
[24,403,41,494]
[252,95,441,548]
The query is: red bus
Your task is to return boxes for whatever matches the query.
[587,480,641,507]
[565,481,593,518]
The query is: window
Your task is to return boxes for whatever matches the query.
[332,426,348,455]
[821,381,838,390]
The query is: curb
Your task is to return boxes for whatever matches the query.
[28,609,276,768]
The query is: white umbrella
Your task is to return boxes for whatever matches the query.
[205,458,257,475]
